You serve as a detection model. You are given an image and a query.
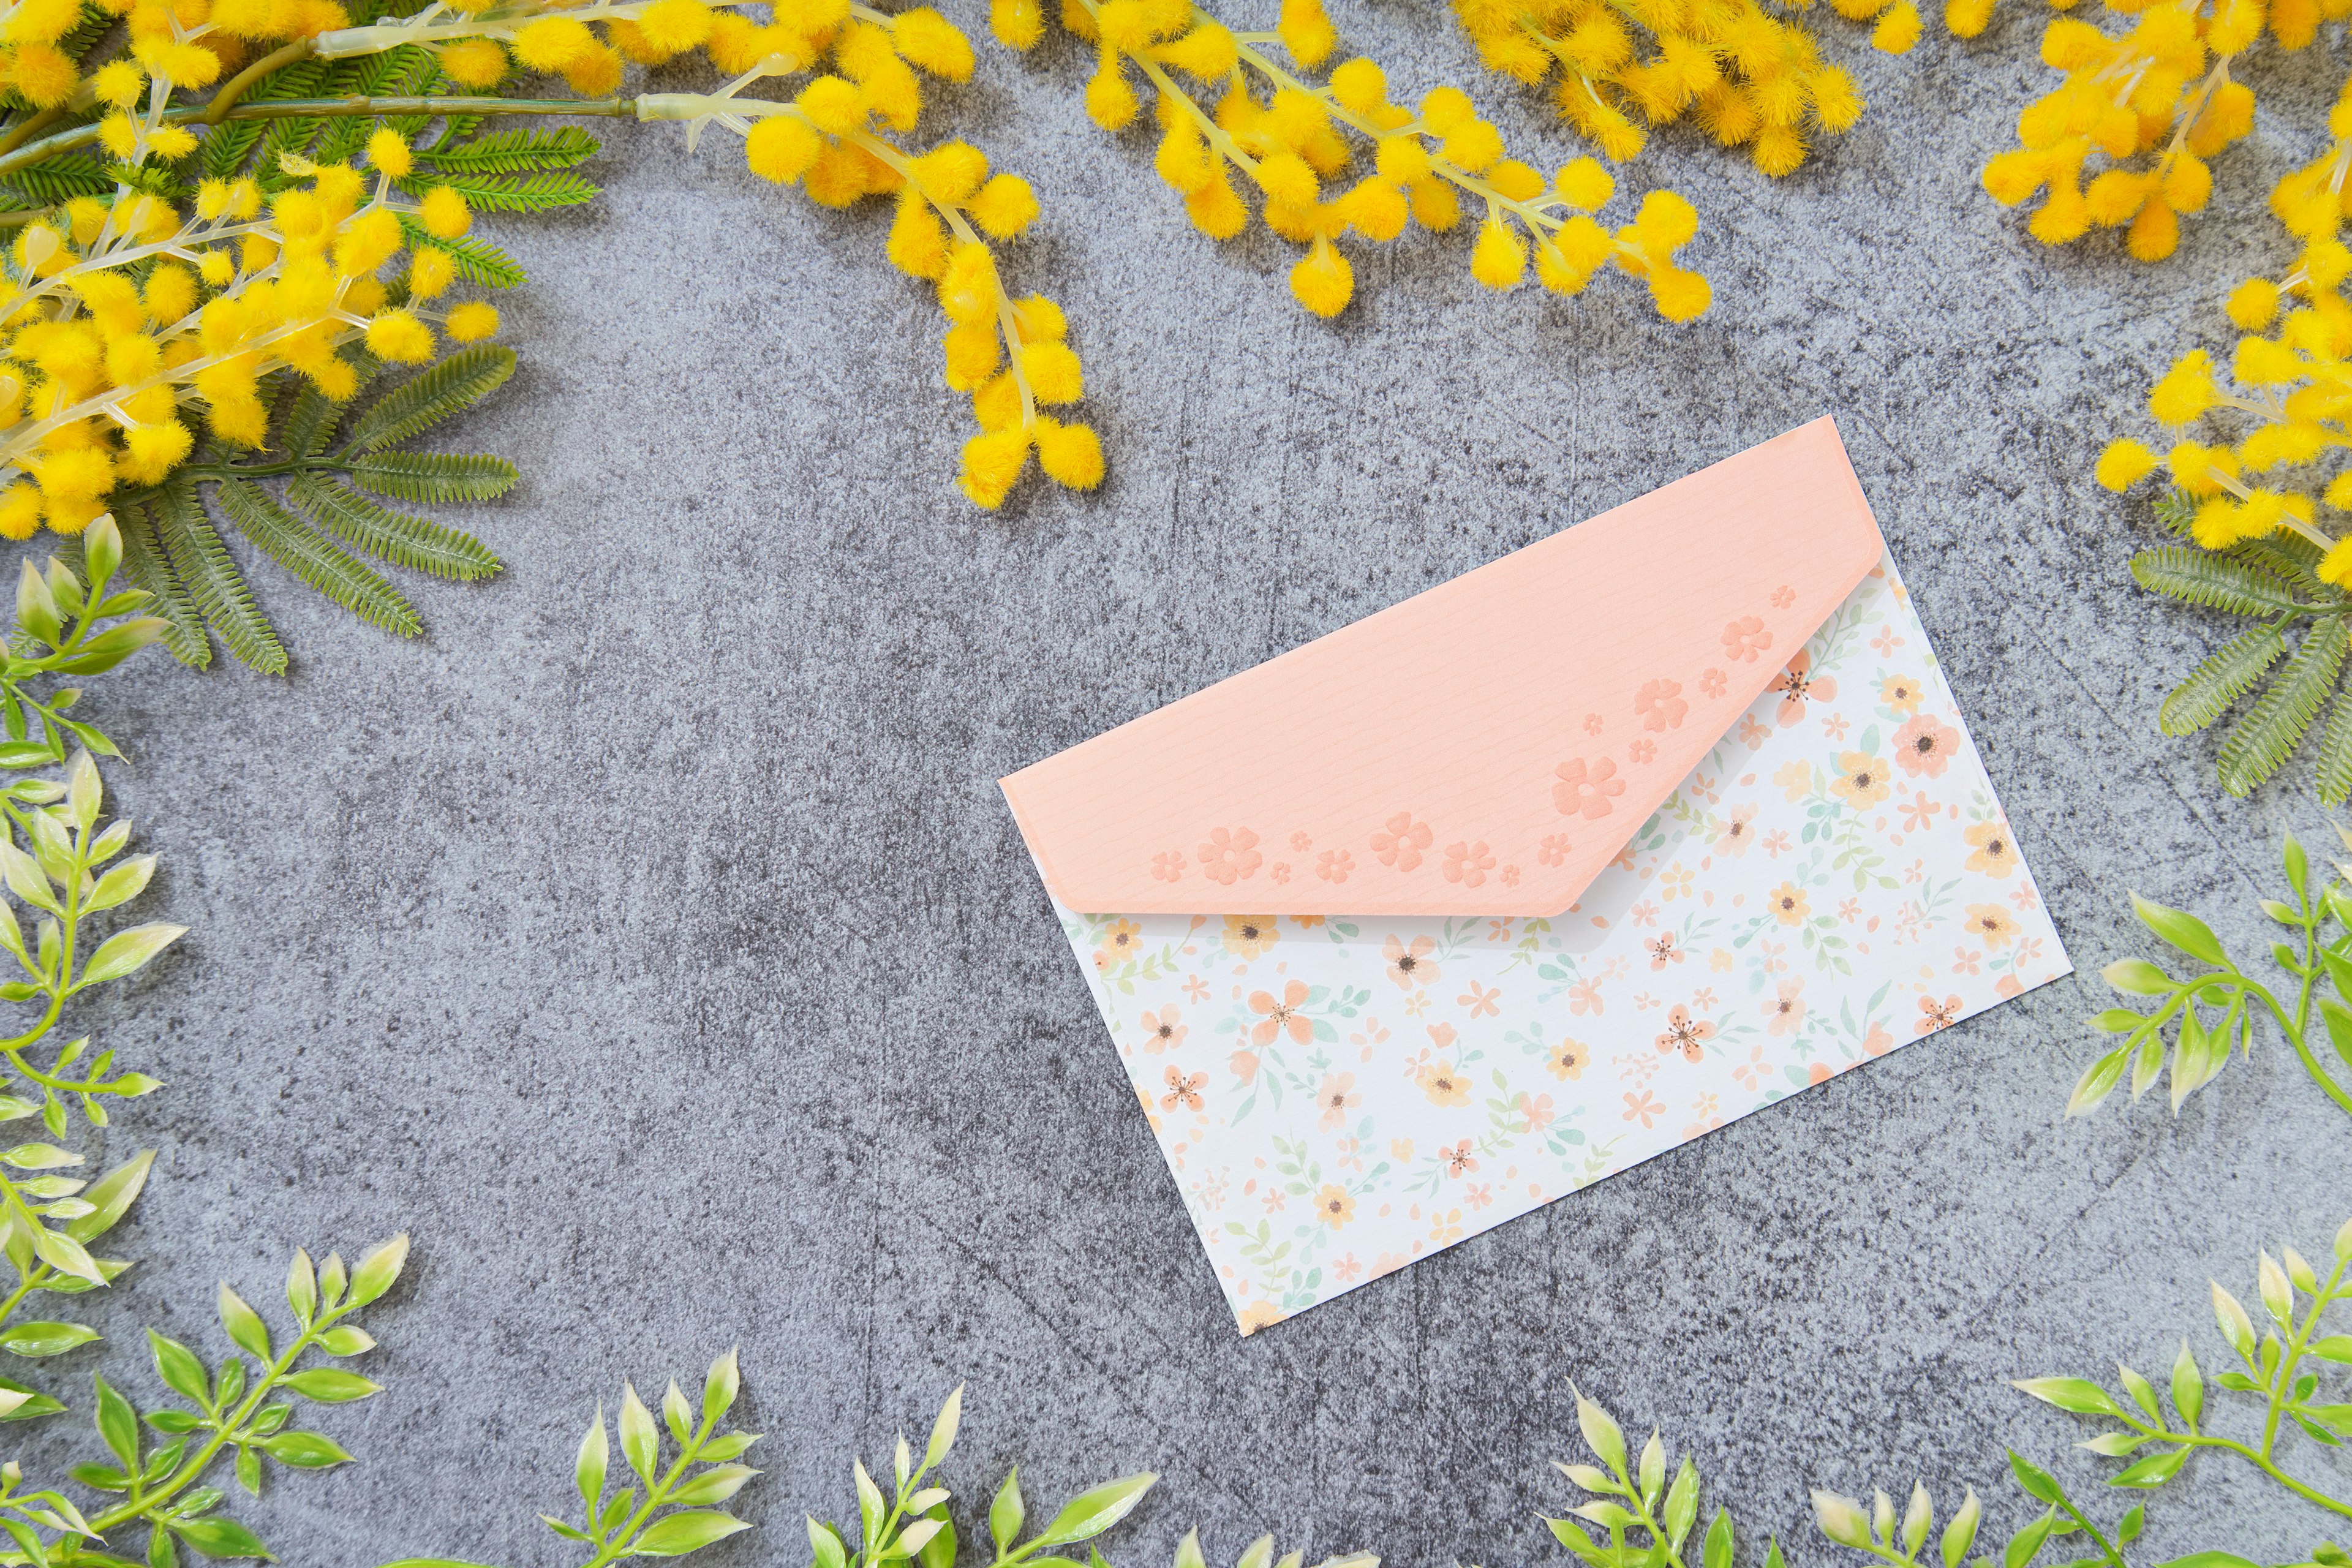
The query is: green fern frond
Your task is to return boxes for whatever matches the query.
[112,497,211,669]
[2233,535,2329,592]
[394,168,599,213]
[349,450,519,503]
[393,215,527,287]
[105,160,182,198]
[2153,489,2196,539]
[151,480,285,674]
[287,473,500,581]
[55,1,111,63]
[418,127,600,175]
[2131,546,2304,617]
[3,157,113,205]
[214,480,421,637]
[2319,682,2352,807]
[312,47,440,166]
[344,346,516,453]
[277,354,379,459]
[2159,623,2286,737]
[2218,616,2351,797]
[202,58,333,178]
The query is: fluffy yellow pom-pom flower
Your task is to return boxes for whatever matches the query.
[418,186,472,240]
[746,116,824,184]
[892,7,974,79]
[2149,350,2219,423]
[957,426,1031,508]
[639,0,715,51]
[1470,217,1526,289]
[409,246,456,299]
[2095,438,2160,491]
[439,37,510,87]
[367,127,415,178]
[969,174,1039,238]
[1035,415,1104,489]
[447,301,500,342]
[514,15,595,70]
[2226,277,2281,330]
[366,309,436,363]
[1289,235,1352,317]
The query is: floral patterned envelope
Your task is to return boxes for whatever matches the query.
[1001,422,2070,1333]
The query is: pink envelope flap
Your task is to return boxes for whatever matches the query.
[1001,418,1888,918]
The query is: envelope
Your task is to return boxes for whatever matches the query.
[1001,418,2071,1335]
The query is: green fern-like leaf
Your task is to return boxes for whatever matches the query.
[2159,623,2286,737]
[214,480,421,637]
[344,346,516,453]
[418,127,600,175]
[393,216,527,288]
[202,58,333,178]
[2,157,113,205]
[2132,546,2305,617]
[2233,533,2329,590]
[2153,489,2196,539]
[287,473,500,581]
[150,480,285,674]
[312,47,440,167]
[112,497,211,669]
[394,168,599,213]
[2318,681,2352,807]
[349,450,519,504]
[2218,616,2351,797]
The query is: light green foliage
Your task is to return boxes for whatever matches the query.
[1545,1385,1732,1568]
[115,347,520,673]
[1168,1527,1374,1568]
[2075,832,2352,1123]
[2139,489,2352,801]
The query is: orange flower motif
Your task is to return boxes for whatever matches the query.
[1093,919,1143,971]
[1538,833,1572,867]
[1829,752,1891,809]
[1289,831,1313,852]
[1714,804,1758,858]
[1442,840,1496,886]
[1383,933,1439,989]
[1698,668,1728,698]
[1766,881,1810,924]
[1635,677,1688,732]
[1313,1183,1355,1227]
[1197,826,1262,884]
[1916,993,1961,1035]
[1316,848,1355,882]
[1553,756,1626,820]
[1370,812,1434,870]
[1314,1072,1362,1130]
[1763,977,1806,1036]
[1223,915,1280,959]
[1965,820,2019,877]
[1545,1037,1588,1080]
[1160,1067,1205,1112]
[1439,1137,1477,1175]
[1863,1022,1893,1055]
[1237,1300,1284,1335]
[1893,714,1961,779]
[1964,903,2019,947]
[1771,584,1797,609]
[1139,1006,1186,1052]
[1880,673,1923,715]
[1459,979,1502,1017]
[1770,649,1837,727]
[1646,932,1683,970]
[1229,1049,1260,1082]
[1623,1089,1665,1127]
[1721,616,1772,663]
[1417,1061,1471,1106]
[1151,850,1185,882]
[1628,738,1657,765]
[1249,979,1314,1046]
[1654,1005,1716,1062]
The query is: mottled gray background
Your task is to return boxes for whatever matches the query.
[17,2,2352,1562]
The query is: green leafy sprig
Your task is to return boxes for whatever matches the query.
[1545,1385,1738,1568]
[2013,1215,2352,1523]
[2073,832,2352,1123]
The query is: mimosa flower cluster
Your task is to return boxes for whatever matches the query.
[352,0,1103,510]
[0,66,499,538]
[1979,0,2327,262]
[1449,0,1872,178]
[1000,0,1709,322]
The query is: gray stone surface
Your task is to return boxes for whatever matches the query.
[12,3,2352,1562]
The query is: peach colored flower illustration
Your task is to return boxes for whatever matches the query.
[1197,825,1263,885]
[1654,1005,1716,1062]
[1545,1036,1589,1080]
[1635,677,1689,732]
[1766,881,1811,924]
[1771,583,1798,609]
[1553,756,1626,820]
[1418,1061,1472,1106]
[1160,1067,1205,1112]
[1714,804,1758,858]
[1893,714,1961,778]
[1736,714,1771,750]
[1774,759,1815,801]
[1733,1046,1771,1090]
[1830,752,1891,810]
[1916,994,1961,1035]
[1313,1184,1355,1227]
[1898,790,1940,831]
[1223,915,1280,959]
[1139,1006,1186,1053]
[1646,932,1684,970]
[1270,862,1291,884]
[1237,1301,1283,1335]
[1763,978,1806,1036]
[1383,933,1439,989]
[1501,864,1521,886]
[1538,834,1572,867]
[1442,840,1497,887]
[1966,820,2019,877]
[1315,1072,1362,1131]
[1583,712,1605,735]
[1151,850,1185,882]
[1515,1091,1555,1132]
[1370,812,1434,870]
[1880,673,1923,715]
[1316,848,1355,883]
[1863,1022,1894,1055]
[1628,738,1657,765]
[1567,978,1605,1014]
[1094,918,1144,970]
[1229,1049,1259,1082]
[1250,979,1314,1046]
[1964,903,2019,947]
[1460,979,1502,1017]
[1623,1089,1665,1127]
[1721,616,1772,662]
[1439,1138,1477,1175]
[1698,668,1728,700]
[1770,649,1837,728]
[1289,831,1313,852]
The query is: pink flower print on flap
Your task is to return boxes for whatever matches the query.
[1370,813,1434,870]
[1635,678,1688,732]
[1442,841,1496,886]
[1770,649,1836,727]
[1722,616,1773,663]
[1554,757,1625,820]
[1197,827,1262,885]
